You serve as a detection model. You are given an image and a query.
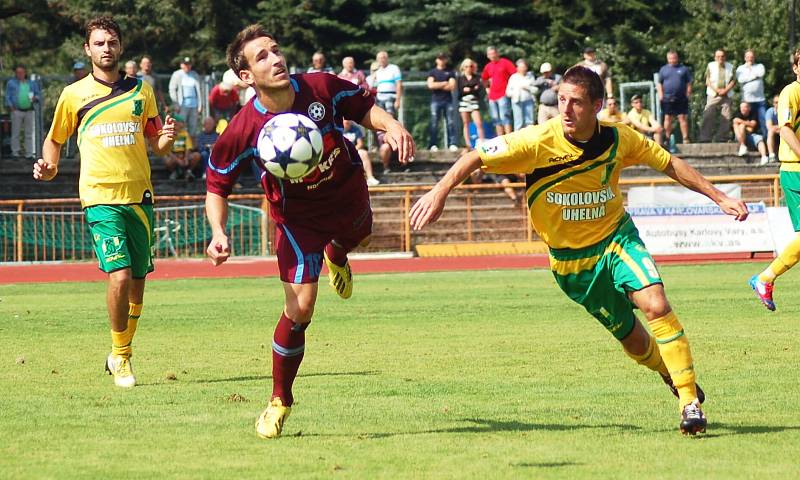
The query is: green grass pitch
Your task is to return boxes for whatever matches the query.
[1,263,799,479]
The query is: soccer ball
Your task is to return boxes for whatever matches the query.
[257,113,324,179]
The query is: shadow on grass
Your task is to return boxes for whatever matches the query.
[512,461,583,469]
[188,370,380,384]
[297,417,641,439]
[696,422,800,438]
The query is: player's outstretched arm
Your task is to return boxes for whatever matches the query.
[205,192,232,266]
[33,138,62,181]
[663,155,749,221]
[409,150,483,230]
[360,105,415,164]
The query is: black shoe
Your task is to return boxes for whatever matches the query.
[660,373,705,404]
[680,399,707,435]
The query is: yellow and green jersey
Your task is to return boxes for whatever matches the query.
[172,129,193,154]
[47,73,159,207]
[777,80,800,172]
[478,118,671,249]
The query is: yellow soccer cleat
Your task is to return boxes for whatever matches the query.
[105,353,136,388]
[255,397,292,439]
[324,251,353,299]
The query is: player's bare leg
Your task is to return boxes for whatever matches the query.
[629,285,706,435]
[257,282,316,439]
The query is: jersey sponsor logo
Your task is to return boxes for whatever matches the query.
[308,102,325,121]
[548,153,579,164]
[480,137,507,156]
[90,121,142,149]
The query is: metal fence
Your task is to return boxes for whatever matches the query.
[0,174,783,263]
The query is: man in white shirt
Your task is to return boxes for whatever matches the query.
[168,57,203,138]
[699,49,735,142]
[736,49,767,139]
[368,51,402,117]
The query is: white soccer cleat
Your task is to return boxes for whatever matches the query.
[105,353,136,388]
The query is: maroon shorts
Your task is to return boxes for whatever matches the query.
[275,201,372,284]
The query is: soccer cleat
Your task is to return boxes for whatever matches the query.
[105,354,136,388]
[749,275,775,311]
[324,250,353,299]
[660,373,705,404]
[255,397,292,439]
[680,399,707,435]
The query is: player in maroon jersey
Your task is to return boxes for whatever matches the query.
[205,24,415,439]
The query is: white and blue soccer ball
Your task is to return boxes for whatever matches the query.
[257,113,324,180]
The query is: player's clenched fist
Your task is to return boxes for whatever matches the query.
[161,115,176,140]
[33,158,58,181]
[206,233,231,266]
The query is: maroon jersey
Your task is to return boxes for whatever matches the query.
[206,73,375,225]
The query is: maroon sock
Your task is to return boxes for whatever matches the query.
[324,241,349,267]
[271,313,308,406]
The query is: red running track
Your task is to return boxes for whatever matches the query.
[0,252,773,284]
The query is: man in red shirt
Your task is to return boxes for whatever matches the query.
[208,80,240,120]
[481,46,516,136]
[206,24,414,439]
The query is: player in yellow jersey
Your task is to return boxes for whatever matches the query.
[410,66,749,435]
[33,16,175,388]
[749,49,800,311]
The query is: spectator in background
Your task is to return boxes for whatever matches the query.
[69,61,87,84]
[5,65,41,159]
[534,62,561,124]
[165,115,202,181]
[138,56,166,111]
[733,101,769,165]
[368,51,402,117]
[222,68,254,107]
[598,97,627,124]
[124,60,137,78]
[168,56,202,138]
[196,116,219,180]
[342,119,380,186]
[506,58,536,131]
[426,53,457,152]
[577,47,613,98]
[338,56,368,89]
[457,58,485,152]
[208,80,240,120]
[657,51,692,151]
[736,49,767,139]
[765,94,780,162]
[627,94,663,145]
[481,46,515,136]
[307,52,334,74]
[699,49,735,143]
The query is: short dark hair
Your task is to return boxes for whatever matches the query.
[562,65,604,102]
[226,24,275,77]
[85,16,122,45]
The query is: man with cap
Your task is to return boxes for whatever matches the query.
[168,56,202,139]
[533,62,562,124]
[576,47,613,98]
[70,61,88,84]
[627,94,663,145]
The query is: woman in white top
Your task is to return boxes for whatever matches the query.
[506,59,537,131]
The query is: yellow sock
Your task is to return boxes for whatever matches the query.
[760,235,800,283]
[624,334,668,375]
[110,303,142,358]
[649,312,697,409]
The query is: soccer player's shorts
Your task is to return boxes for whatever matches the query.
[548,215,662,340]
[780,169,800,231]
[85,204,155,278]
[275,201,372,284]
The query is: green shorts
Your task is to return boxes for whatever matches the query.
[780,170,800,231]
[549,215,662,340]
[85,204,154,278]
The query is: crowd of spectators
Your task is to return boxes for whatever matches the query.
[5,44,785,187]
